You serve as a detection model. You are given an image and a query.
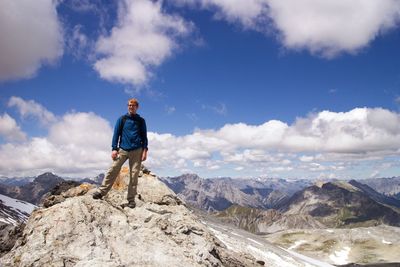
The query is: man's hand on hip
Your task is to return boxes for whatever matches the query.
[111,150,119,160]
[141,149,147,161]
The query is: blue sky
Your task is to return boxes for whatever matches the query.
[1,0,400,179]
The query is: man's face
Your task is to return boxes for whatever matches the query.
[128,102,138,115]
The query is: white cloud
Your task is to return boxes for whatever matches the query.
[146,107,400,177]
[201,0,268,29]
[299,155,314,162]
[176,0,400,57]
[0,0,63,81]
[285,108,400,153]
[369,170,380,178]
[0,114,26,142]
[202,102,228,115]
[266,0,400,57]
[94,0,192,86]
[8,96,56,126]
[2,103,400,178]
[67,24,91,59]
[165,105,176,114]
[268,166,293,172]
[0,111,112,177]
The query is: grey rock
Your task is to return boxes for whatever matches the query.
[0,222,25,257]
[0,172,261,267]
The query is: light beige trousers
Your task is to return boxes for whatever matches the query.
[99,148,142,202]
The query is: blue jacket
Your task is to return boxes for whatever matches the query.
[112,113,148,151]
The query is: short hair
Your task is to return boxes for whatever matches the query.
[128,98,139,106]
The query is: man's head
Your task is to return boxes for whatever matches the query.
[127,98,139,115]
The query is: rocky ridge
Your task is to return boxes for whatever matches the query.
[0,167,326,267]
[160,174,311,212]
[215,205,325,234]
[1,169,253,266]
[214,180,400,235]
[359,177,400,199]
[278,181,400,228]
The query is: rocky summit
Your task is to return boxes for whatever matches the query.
[1,168,268,267]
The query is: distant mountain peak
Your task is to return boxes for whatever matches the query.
[33,172,63,184]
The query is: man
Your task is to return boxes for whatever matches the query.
[93,98,148,208]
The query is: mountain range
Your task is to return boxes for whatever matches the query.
[0,168,329,267]
[160,173,312,211]
[0,172,64,205]
[1,170,400,266]
[215,180,400,235]
[360,176,400,199]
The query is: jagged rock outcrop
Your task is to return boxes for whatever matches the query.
[0,167,263,267]
[40,181,95,208]
[0,222,25,258]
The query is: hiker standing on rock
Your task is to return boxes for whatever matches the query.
[93,98,148,208]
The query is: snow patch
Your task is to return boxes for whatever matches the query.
[247,245,297,267]
[286,249,334,267]
[0,194,36,214]
[288,240,307,250]
[231,231,243,237]
[247,237,263,246]
[0,193,36,226]
[382,239,392,245]
[329,246,350,265]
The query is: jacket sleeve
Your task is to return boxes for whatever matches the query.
[111,117,123,151]
[141,118,148,150]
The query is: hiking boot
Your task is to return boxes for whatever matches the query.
[92,191,103,200]
[121,201,136,209]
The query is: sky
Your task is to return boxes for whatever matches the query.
[1,0,400,180]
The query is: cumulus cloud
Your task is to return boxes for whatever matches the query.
[2,102,399,178]
[0,0,63,81]
[176,0,400,57]
[94,0,192,86]
[0,113,26,142]
[0,111,112,177]
[285,108,400,153]
[174,0,268,30]
[299,155,314,162]
[201,0,268,29]
[266,0,400,57]
[147,107,400,177]
[8,96,56,126]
